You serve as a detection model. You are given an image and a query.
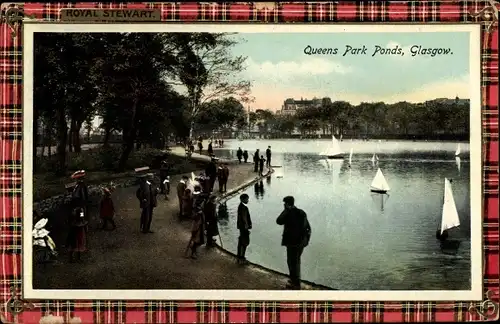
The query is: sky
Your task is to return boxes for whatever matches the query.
[228,32,470,111]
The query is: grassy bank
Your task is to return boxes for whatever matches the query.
[34,146,209,202]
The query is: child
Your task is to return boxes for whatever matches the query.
[100,188,116,230]
[259,155,266,176]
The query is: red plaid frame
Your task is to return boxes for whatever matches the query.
[0,1,498,323]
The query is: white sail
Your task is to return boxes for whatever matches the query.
[455,156,461,172]
[440,178,460,233]
[371,153,376,164]
[455,143,461,156]
[349,148,353,165]
[320,135,344,156]
[370,168,390,192]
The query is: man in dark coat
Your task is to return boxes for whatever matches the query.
[204,195,219,247]
[276,196,311,290]
[205,157,218,192]
[217,164,224,193]
[253,149,260,172]
[136,174,159,233]
[177,175,189,216]
[266,146,272,168]
[208,141,213,156]
[236,147,243,163]
[236,194,252,265]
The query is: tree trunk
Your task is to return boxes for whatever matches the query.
[118,99,138,171]
[73,121,82,153]
[103,127,111,147]
[68,121,74,153]
[56,108,68,175]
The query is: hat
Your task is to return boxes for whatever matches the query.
[34,218,48,230]
[71,170,86,179]
[135,166,150,179]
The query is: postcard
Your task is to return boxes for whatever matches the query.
[0,1,497,324]
[22,22,482,302]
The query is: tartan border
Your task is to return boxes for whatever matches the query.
[0,1,499,323]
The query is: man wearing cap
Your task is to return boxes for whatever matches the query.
[136,173,159,233]
[266,146,272,168]
[276,196,312,290]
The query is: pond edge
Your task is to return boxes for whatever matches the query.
[214,169,337,291]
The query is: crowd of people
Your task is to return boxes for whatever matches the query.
[34,138,314,290]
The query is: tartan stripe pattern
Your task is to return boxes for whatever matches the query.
[0,1,498,323]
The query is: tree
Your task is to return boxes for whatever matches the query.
[165,33,252,138]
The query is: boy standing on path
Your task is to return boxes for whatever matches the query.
[236,194,252,265]
[276,196,312,290]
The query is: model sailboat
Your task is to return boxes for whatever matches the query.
[319,135,344,159]
[436,178,460,241]
[371,153,379,165]
[370,168,390,193]
[455,143,461,156]
[455,156,461,172]
[348,148,353,166]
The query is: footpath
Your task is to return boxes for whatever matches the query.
[34,147,330,290]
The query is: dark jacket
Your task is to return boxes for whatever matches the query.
[253,151,260,163]
[276,207,311,247]
[206,161,217,177]
[136,181,158,209]
[266,148,271,158]
[237,149,243,158]
[237,203,252,231]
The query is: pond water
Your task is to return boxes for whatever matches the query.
[214,139,471,290]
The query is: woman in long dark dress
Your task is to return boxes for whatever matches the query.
[67,206,88,262]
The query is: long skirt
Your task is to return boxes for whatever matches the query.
[68,226,87,252]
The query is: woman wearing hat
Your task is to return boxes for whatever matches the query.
[99,188,116,230]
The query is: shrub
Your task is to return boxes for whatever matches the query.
[97,146,122,170]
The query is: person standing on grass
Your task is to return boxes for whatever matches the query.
[276,196,311,290]
[253,149,260,172]
[236,194,252,265]
[99,188,116,230]
[237,147,243,163]
[266,146,272,168]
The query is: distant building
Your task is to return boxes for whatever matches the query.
[428,96,470,106]
[278,97,331,116]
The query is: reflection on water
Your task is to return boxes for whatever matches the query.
[216,140,471,290]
